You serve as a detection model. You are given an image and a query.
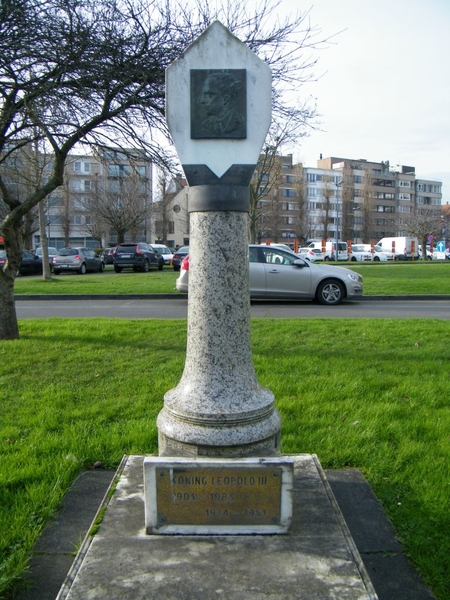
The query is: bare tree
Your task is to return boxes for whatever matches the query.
[153,171,183,244]
[0,0,330,338]
[320,180,334,240]
[291,163,309,244]
[88,171,150,244]
[360,167,374,243]
[340,170,354,242]
[402,207,443,260]
[249,145,284,242]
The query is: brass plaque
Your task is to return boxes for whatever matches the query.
[156,466,282,526]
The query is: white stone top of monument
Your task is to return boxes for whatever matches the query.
[166,21,272,179]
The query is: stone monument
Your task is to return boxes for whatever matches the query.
[156,21,281,459]
[145,21,293,535]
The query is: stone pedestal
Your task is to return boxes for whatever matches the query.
[157,210,281,457]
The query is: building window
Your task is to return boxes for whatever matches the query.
[74,161,91,173]
[281,188,295,197]
[399,180,411,188]
[282,174,296,183]
[108,164,131,177]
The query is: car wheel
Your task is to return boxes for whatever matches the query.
[173,265,180,271]
[99,261,105,272]
[78,263,87,275]
[351,256,357,261]
[114,266,122,273]
[158,260,164,271]
[54,269,60,275]
[316,279,345,306]
[374,256,380,261]
[141,260,149,273]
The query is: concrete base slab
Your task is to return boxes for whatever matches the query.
[57,454,377,600]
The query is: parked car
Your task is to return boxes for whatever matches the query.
[349,245,373,262]
[151,244,174,265]
[172,246,189,271]
[308,241,349,261]
[52,247,105,274]
[113,242,164,273]
[35,246,58,267]
[418,245,432,260]
[259,243,293,252]
[297,247,323,262]
[0,249,43,275]
[176,245,363,305]
[432,247,450,260]
[101,247,117,264]
[359,244,394,261]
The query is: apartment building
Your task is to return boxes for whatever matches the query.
[312,156,442,243]
[32,147,153,249]
[160,153,443,248]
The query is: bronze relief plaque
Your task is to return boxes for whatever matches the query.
[190,69,247,139]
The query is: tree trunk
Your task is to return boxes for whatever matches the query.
[38,200,52,280]
[0,223,22,340]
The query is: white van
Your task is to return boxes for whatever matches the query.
[308,241,348,261]
[376,237,419,260]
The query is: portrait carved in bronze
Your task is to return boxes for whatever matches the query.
[191,69,247,139]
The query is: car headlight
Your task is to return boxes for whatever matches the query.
[347,273,361,282]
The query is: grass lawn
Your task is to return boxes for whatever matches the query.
[13,261,450,296]
[0,318,449,598]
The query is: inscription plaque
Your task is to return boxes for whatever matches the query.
[191,69,247,139]
[144,457,293,534]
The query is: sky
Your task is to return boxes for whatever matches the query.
[274,0,450,201]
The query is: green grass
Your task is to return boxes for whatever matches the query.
[0,318,449,598]
[13,262,450,296]
[14,267,180,295]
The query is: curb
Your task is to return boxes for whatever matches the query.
[14,294,450,301]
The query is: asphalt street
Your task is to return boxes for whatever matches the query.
[15,297,450,319]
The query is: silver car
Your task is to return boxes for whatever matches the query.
[176,245,363,305]
[52,247,105,274]
[350,245,373,262]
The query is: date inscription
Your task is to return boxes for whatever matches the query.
[156,466,282,526]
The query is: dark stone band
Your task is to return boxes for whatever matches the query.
[182,164,255,187]
[189,185,249,212]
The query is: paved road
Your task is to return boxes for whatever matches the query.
[16,298,450,319]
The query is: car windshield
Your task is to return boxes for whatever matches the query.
[117,245,136,253]
[0,250,6,258]
[58,248,78,256]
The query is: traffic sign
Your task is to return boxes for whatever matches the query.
[436,241,445,252]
